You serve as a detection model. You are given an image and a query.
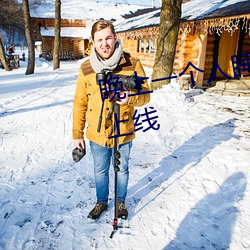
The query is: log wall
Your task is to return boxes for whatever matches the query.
[41,37,87,58]
[182,35,199,79]
[204,33,216,81]
[32,18,86,29]
[240,34,250,78]
[121,38,156,68]
[173,34,186,75]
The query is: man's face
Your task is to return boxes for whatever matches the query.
[93,27,117,60]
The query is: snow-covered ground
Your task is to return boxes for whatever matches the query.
[0,50,250,250]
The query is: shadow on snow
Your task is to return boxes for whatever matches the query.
[128,118,239,214]
[0,100,73,117]
[164,172,247,249]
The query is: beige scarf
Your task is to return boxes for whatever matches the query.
[90,41,123,73]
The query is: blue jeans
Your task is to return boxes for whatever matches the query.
[90,140,132,205]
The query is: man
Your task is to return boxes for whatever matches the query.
[72,20,150,220]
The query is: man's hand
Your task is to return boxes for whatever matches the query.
[116,91,130,105]
[72,139,86,162]
[74,139,85,149]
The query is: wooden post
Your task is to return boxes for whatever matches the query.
[139,39,142,53]
[144,38,146,54]
[195,33,208,87]
[149,38,152,53]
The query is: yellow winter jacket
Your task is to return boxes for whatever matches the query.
[72,52,151,148]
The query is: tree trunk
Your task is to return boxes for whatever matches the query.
[0,37,11,71]
[151,0,182,90]
[53,0,61,70]
[22,0,35,75]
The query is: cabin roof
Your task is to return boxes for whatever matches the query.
[40,27,91,39]
[30,0,151,21]
[182,0,250,21]
[115,0,250,33]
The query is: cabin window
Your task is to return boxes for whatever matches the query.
[137,38,145,53]
[137,38,156,54]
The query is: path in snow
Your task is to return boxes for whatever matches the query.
[0,59,250,249]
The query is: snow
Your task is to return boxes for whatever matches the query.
[0,49,250,250]
[114,9,160,33]
[182,0,249,21]
[40,27,92,39]
[91,0,161,7]
[30,0,152,20]
[114,0,249,32]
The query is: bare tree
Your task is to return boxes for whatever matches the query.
[22,0,35,75]
[0,37,11,71]
[0,0,23,71]
[0,0,24,35]
[53,0,61,70]
[151,0,182,89]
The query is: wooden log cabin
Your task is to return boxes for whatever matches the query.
[115,0,250,87]
[31,18,93,60]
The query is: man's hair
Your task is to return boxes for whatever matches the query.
[91,20,116,40]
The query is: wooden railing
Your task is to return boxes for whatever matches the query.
[46,51,84,61]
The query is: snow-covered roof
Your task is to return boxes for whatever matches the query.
[182,0,250,21]
[114,0,250,33]
[115,8,160,33]
[30,0,151,20]
[40,27,91,39]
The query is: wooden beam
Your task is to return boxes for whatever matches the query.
[195,33,208,87]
